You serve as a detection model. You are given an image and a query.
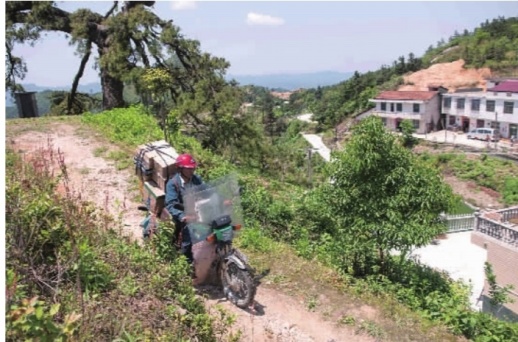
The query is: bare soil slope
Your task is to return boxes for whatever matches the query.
[398,60,492,92]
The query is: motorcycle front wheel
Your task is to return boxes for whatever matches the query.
[221,259,256,308]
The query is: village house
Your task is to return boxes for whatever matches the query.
[367,90,441,134]
[441,79,518,139]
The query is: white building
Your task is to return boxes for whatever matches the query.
[442,80,518,139]
[367,91,441,134]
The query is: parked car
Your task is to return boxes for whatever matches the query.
[467,128,500,142]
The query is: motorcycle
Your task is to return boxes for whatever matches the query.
[140,174,257,309]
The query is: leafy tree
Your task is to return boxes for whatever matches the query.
[400,119,418,148]
[48,91,102,115]
[256,88,276,141]
[138,67,176,141]
[173,68,270,168]
[319,116,455,275]
[6,1,224,111]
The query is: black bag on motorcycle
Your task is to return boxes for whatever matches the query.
[210,215,232,229]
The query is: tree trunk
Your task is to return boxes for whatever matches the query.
[97,34,125,110]
[100,67,125,110]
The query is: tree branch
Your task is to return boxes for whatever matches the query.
[122,1,155,13]
[68,39,93,114]
[142,36,166,68]
[130,36,150,67]
[8,2,73,34]
[104,1,118,19]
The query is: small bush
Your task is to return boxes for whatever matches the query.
[81,105,163,147]
[503,177,518,205]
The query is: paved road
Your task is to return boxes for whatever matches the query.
[409,232,487,311]
[296,113,331,162]
[301,134,331,162]
[414,130,516,151]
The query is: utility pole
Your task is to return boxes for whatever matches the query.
[307,148,313,188]
[443,118,447,143]
[495,111,498,150]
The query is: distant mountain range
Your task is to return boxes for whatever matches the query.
[227,71,353,90]
[5,83,102,106]
[6,71,352,106]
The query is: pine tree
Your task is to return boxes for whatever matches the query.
[6,1,226,111]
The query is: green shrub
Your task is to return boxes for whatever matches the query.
[6,297,81,342]
[503,177,518,205]
[81,105,163,147]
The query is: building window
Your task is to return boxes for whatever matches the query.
[486,100,495,112]
[504,101,514,114]
[444,97,451,108]
[412,120,420,129]
[456,98,465,109]
[413,103,420,113]
[471,99,480,111]
[396,103,402,112]
[381,102,386,111]
[390,103,394,112]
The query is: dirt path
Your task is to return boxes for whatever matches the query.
[8,122,144,241]
[7,121,375,342]
[199,285,376,342]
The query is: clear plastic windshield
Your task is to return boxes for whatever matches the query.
[183,173,244,244]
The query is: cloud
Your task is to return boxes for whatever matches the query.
[170,1,197,10]
[246,12,285,26]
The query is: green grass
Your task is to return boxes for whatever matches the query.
[93,146,108,157]
[106,150,132,170]
[448,200,476,215]
[420,152,518,205]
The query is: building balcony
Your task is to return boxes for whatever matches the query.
[372,111,423,120]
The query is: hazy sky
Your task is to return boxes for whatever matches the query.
[9,1,518,87]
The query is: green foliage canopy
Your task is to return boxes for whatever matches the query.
[318,117,455,274]
[6,1,231,111]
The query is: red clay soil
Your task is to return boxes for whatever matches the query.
[398,60,492,92]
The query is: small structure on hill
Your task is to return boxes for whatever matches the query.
[15,92,39,118]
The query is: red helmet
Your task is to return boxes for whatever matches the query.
[176,153,197,169]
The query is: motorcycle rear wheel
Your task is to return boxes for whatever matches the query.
[221,260,256,308]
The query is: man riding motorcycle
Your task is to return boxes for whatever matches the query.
[164,153,204,265]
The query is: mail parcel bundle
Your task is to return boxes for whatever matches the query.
[134,140,178,215]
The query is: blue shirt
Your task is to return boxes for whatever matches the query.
[165,172,204,222]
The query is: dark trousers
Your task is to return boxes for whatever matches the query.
[174,220,193,264]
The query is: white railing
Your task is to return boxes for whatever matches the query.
[445,213,475,233]
[474,207,518,248]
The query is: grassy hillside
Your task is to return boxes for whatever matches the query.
[5,135,238,341]
[8,108,518,340]
[6,14,518,342]
[422,16,518,71]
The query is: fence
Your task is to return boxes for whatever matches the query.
[500,207,518,223]
[475,208,518,248]
[445,213,476,233]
